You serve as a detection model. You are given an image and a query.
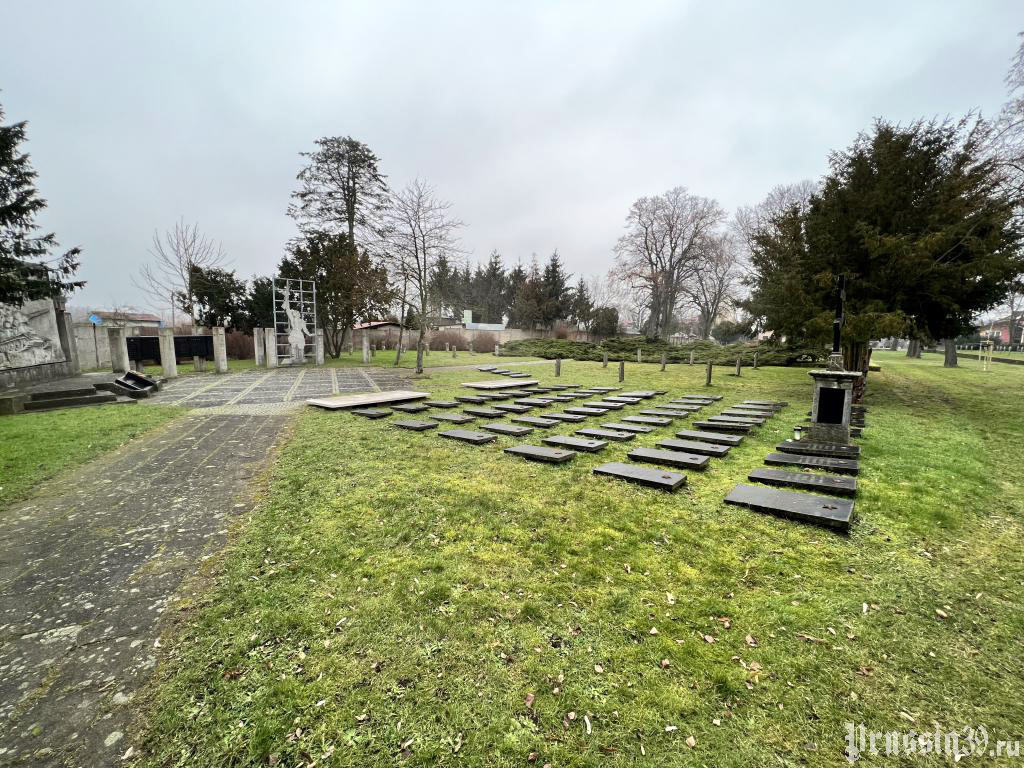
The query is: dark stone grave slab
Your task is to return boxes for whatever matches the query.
[724,484,853,531]
[477,392,511,401]
[515,398,553,407]
[456,395,487,404]
[656,438,730,457]
[531,386,554,392]
[424,400,460,408]
[546,412,587,423]
[542,435,607,452]
[682,393,722,400]
[708,415,763,425]
[492,369,512,374]
[642,409,691,418]
[591,386,620,392]
[565,406,608,415]
[508,372,530,378]
[504,444,576,463]
[432,412,475,424]
[392,403,430,413]
[353,408,391,419]
[493,403,532,414]
[512,415,559,427]
[619,390,657,398]
[587,400,623,409]
[593,462,686,491]
[748,467,857,497]
[548,395,577,402]
[574,388,604,395]
[628,446,710,470]
[775,440,860,459]
[501,389,533,397]
[393,419,439,431]
[477,365,497,371]
[742,400,787,408]
[675,428,743,445]
[722,409,772,419]
[481,422,534,436]
[692,420,751,433]
[575,427,635,441]
[307,390,430,410]
[731,404,777,412]
[622,415,671,426]
[546,384,570,391]
[601,422,655,434]
[664,403,701,411]
[464,378,540,389]
[438,429,496,445]
[764,452,860,475]
[463,407,505,418]
[604,395,642,404]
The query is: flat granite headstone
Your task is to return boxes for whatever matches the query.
[725,484,853,531]
[463,378,540,390]
[675,429,743,445]
[664,403,701,411]
[438,429,496,445]
[591,386,620,392]
[546,384,571,391]
[515,398,553,407]
[481,422,534,436]
[722,409,772,419]
[593,462,686,491]
[501,389,533,397]
[548,395,577,402]
[432,412,475,424]
[456,395,487,404]
[493,403,533,414]
[542,435,607,452]
[622,415,671,426]
[731,404,778,412]
[601,422,655,434]
[565,406,608,415]
[574,388,604,395]
[628,446,710,470]
[477,393,511,401]
[424,400,460,408]
[392,403,430,413]
[512,415,559,427]
[775,440,861,458]
[477,365,497,371]
[692,420,751,433]
[307,389,430,410]
[764,452,860,475]
[508,372,530,378]
[352,408,392,419]
[392,419,438,431]
[531,387,554,392]
[463,407,505,418]
[619,391,657,398]
[546,412,587,423]
[742,400,787,407]
[656,438,730,457]
[708,415,764,425]
[505,444,576,463]
[575,427,635,441]
[640,409,689,419]
[748,467,858,497]
[587,400,623,410]
[682,394,722,401]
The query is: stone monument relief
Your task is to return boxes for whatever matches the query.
[0,298,65,370]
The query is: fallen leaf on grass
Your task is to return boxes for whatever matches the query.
[702,634,715,644]
[686,736,696,748]
[745,635,757,647]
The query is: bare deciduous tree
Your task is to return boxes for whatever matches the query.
[733,180,817,261]
[133,218,226,328]
[612,186,724,337]
[683,232,742,339]
[380,179,464,374]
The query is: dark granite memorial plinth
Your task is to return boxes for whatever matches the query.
[693,420,750,433]
[463,407,505,418]
[493,403,532,414]
[546,412,587,423]
[392,403,429,413]
[424,400,459,408]
[604,396,642,404]
[565,406,608,415]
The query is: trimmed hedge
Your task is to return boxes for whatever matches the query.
[499,337,827,366]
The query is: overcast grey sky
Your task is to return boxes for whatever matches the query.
[2,0,1020,311]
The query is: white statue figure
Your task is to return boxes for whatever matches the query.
[280,286,312,364]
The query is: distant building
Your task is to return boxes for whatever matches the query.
[979,315,1023,344]
[91,311,162,328]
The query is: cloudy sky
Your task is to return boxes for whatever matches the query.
[2,0,1020,311]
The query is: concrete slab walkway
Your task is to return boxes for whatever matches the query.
[0,413,288,766]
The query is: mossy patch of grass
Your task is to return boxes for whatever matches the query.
[137,352,1024,766]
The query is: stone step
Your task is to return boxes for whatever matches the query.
[725,484,853,531]
[22,393,120,411]
[29,387,100,401]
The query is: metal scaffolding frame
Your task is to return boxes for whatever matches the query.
[272,277,318,365]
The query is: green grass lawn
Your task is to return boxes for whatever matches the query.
[137,352,1024,767]
[0,404,182,509]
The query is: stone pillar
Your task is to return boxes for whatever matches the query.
[55,308,80,375]
[689,350,695,365]
[602,350,608,368]
[265,330,279,368]
[158,328,178,379]
[705,361,713,387]
[212,327,228,373]
[753,351,759,369]
[735,357,742,377]
[636,348,642,363]
[660,352,666,372]
[315,330,325,364]
[555,358,561,377]
[618,360,625,382]
[254,328,265,367]
[107,326,129,374]
[362,331,370,364]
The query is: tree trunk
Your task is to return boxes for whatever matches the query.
[906,339,919,358]
[416,324,426,374]
[942,338,957,367]
[843,340,871,404]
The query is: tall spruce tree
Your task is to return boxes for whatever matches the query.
[0,103,83,304]
[540,250,571,328]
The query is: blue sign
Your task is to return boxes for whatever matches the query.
[88,314,102,325]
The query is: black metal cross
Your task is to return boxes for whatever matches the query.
[832,274,846,354]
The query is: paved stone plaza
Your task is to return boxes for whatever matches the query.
[143,365,410,413]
